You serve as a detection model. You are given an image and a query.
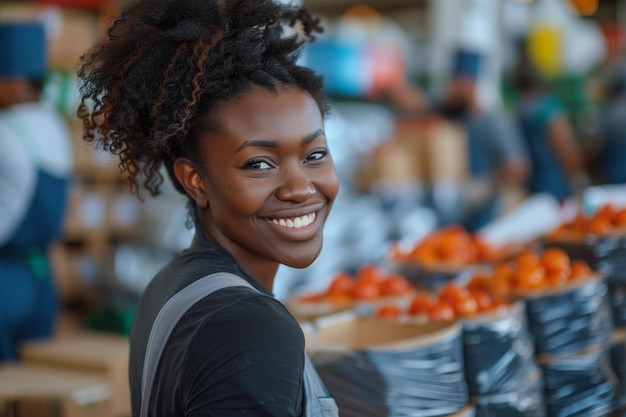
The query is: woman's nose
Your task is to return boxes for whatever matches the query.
[276,169,315,202]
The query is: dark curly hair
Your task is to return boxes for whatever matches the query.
[77,0,328,203]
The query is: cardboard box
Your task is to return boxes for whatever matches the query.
[19,332,130,417]
[0,363,112,417]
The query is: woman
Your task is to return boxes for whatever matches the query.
[77,0,339,416]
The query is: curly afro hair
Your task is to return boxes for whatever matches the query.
[77,0,328,202]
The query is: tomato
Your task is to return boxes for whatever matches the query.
[516,249,540,268]
[351,283,381,301]
[587,216,612,236]
[569,260,593,280]
[410,239,438,265]
[327,273,354,295]
[407,295,433,316]
[438,282,470,303]
[437,226,475,264]
[541,247,570,273]
[326,292,352,305]
[356,264,384,286]
[427,300,455,321]
[546,268,569,286]
[467,273,490,293]
[473,235,496,262]
[489,261,514,296]
[450,295,478,317]
[513,264,546,292]
[376,304,401,319]
[613,208,626,227]
[379,274,412,296]
[469,289,493,312]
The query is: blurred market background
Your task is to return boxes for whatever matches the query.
[2,0,626,416]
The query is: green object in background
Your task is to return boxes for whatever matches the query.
[87,306,135,336]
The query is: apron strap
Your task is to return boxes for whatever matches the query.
[139,272,338,417]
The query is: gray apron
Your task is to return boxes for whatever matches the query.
[139,272,339,417]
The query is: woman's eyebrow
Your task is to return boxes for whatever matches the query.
[236,129,325,152]
[302,129,324,145]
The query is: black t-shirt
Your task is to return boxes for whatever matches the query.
[129,232,305,417]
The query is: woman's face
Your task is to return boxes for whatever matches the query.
[179,84,339,282]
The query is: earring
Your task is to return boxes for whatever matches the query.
[196,196,207,205]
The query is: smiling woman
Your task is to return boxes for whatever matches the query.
[76,0,339,416]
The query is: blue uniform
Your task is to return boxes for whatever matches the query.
[600,96,626,185]
[459,110,527,231]
[0,102,73,360]
[517,93,572,200]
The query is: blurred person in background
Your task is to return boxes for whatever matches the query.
[439,49,530,231]
[513,58,590,202]
[0,22,73,360]
[598,62,626,185]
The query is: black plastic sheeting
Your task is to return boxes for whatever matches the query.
[523,278,614,355]
[473,370,547,417]
[610,330,626,410]
[313,324,469,417]
[540,346,620,417]
[462,302,539,395]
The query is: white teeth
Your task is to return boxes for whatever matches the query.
[268,212,316,229]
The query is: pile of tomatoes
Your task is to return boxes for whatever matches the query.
[376,281,511,321]
[389,225,511,269]
[547,204,626,241]
[297,264,415,306]
[466,247,594,298]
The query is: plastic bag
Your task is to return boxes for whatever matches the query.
[462,302,538,395]
[524,277,613,355]
[313,321,468,417]
[473,369,546,417]
[541,346,620,417]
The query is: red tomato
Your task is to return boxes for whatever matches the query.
[407,295,433,316]
[450,295,478,317]
[541,248,570,273]
[467,273,490,294]
[428,300,455,321]
[376,304,401,319]
[569,260,593,280]
[379,274,412,296]
[327,273,354,295]
[351,283,381,301]
[356,264,384,286]
[469,289,492,312]
[438,282,470,303]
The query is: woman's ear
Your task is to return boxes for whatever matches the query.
[173,158,209,208]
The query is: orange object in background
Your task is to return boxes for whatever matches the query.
[546,204,626,241]
[394,224,512,268]
[567,0,599,16]
[466,247,595,298]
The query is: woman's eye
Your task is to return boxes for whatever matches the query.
[243,159,273,170]
[305,149,328,162]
